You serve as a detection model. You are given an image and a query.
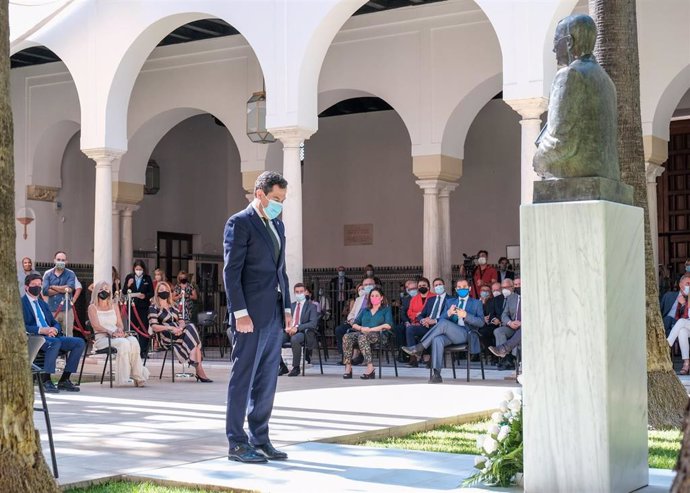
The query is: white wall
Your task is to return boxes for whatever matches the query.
[131,114,245,256]
[301,98,521,269]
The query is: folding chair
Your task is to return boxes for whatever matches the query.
[28,335,58,478]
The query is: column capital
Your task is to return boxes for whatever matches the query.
[121,205,139,216]
[505,97,549,120]
[643,135,669,166]
[416,179,453,193]
[270,127,314,147]
[645,162,665,183]
[412,155,462,182]
[82,147,125,164]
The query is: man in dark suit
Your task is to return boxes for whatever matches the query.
[223,171,292,464]
[401,279,484,383]
[660,286,681,336]
[329,266,353,323]
[494,284,521,370]
[405,278,453,367]
[497,257,515,283]
[394,279,418,362]
[22,273,84,393]
[281,283,319,376]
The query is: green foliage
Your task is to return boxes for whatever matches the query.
[648,428,683,470]
[64,481,236,493]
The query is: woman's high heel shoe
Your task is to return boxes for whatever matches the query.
[342,372,352,379]
[195,374,213,383]
[681,365,690,376]
[360,370,376,380]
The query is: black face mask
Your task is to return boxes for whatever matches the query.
[28,285,42,297]
[514,288,521,295]
[158,291,170,300]
[418,286,429,295]
[98,291,110,300]
[179,279,188,285]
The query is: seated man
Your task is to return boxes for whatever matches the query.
[335,277,376,365]
[394,279,418,362]
[405,278,451,367]
[22,273,85,393]
[489,329,521,360]
[493,281,521,370]
[280,283,319,377]
[661,284,680,336]
[401,279,483,384]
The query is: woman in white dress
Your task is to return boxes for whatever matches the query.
[87,280,149,387]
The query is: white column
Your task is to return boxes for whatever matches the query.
[121,206,138,274]
[438,181,458,285]
[416,180,442,281]
[272,128,313,286]
[646,162,665,280]
[506,98,549,205]
[83,148,123,284]
[112,204,122,276]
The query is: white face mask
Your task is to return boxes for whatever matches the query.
[684,286,690,296]
[478,257,487,265]
[501,288,512,298]
[492,290,501,298]
[135,269,144,277]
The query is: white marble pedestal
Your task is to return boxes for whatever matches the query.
[521,200,648,493]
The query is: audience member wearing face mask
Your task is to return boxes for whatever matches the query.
[124,260,155,359]
[173,270,198,321]
[42,250,77,337]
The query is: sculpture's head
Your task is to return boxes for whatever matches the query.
[553,14,597,66]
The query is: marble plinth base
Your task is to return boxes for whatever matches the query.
[521,201,647,493]
[533,177,633,205]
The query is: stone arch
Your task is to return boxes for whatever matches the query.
[651,64,690,140]
[441,73,503,160]
[31,119,80,188]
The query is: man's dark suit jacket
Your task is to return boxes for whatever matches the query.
[291,300,318,333]
[498,270,515,282]
[660,290,680,319]
[22,295,62,335]
[223,204,291,329]
[329,276,353,299]
[485,295,505,325]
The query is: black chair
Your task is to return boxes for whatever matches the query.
[371,330,399,379]
[77,322,117,387]
[197,311,218,358]
[28,335,58,478]
[282,328,324,376]
[144,330,176,382]
[430,341,486,382]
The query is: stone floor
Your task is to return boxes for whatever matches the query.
[38,355,678,492]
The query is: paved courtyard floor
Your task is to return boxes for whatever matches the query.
[39,356,678,492]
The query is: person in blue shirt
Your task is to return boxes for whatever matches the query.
[402,278,484,383]
[42,250,76,336]
[23,273,84,393]
[342,287,394,380]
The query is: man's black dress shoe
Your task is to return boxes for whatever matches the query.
[43,381,59,394]
[287,367,300,377]
[278,363,289,376]
[57,380,80,392]
[401,343,424,357]
[489,345,508,358]
[429,370,443,384]
[255,443,288,460]
[228,443,268,463]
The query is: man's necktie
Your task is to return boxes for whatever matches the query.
[34,300,49,327]
[262,217,280,262]
[430,296,440,319]
[459,299,465,309]
[516,296,521,321]
[294,303,301,326]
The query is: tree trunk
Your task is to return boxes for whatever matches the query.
[589,0,687,429]
[0,2,60,491]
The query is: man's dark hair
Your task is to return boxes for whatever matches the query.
[294,282,305,290]
[25,273,42,286]
[432,277,445,285]
[365,264,374,270]
[255,171,288,194]
[478,250,488,257]
[498,257,508,263]
[54,250,66,258]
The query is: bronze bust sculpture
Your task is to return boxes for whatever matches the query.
[532,14,632,204]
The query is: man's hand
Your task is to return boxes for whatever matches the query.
[456,308,467,319]
[491,317,500,326]
[508,320,521,330]
[484,315,490,324]
[284,313,292,329]
[236,315,254,333]
[39,327,58,337]
[288,327,298,336]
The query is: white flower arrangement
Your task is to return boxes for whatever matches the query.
[463,390,524,488]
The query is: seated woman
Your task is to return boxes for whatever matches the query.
[87,280,149,387]
[148,281,212,382]
[342,287,394,380]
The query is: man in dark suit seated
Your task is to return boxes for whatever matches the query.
[394,279,418,362]
[405,278,452,367]
[493,281,521,370]
[660,284,681,336]
[401,279,484,383]
[22,273,84,393]
[280,283,319,376]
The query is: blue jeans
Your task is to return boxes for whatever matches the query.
[41,336,85,374]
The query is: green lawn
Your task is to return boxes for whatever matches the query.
[362,421,683,470]
[64,482,239,493]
